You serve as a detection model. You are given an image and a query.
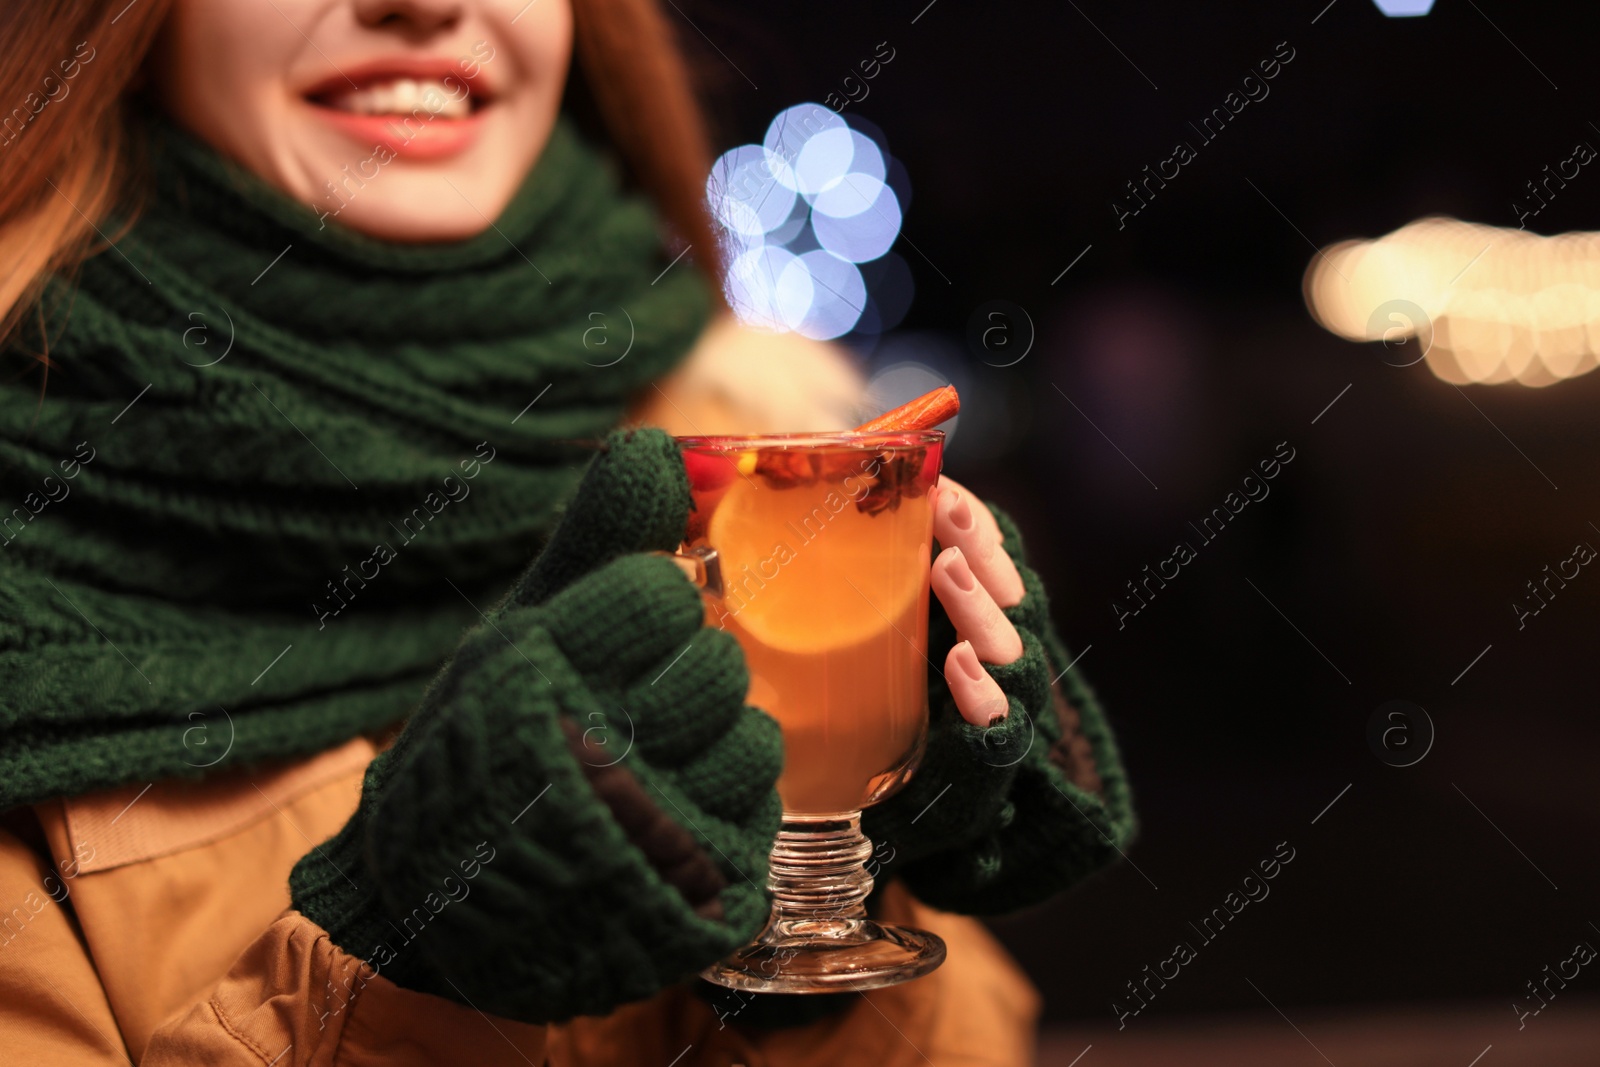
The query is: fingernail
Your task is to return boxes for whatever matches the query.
[948,491,974,531]
[946,547,977,592]
[955,640,987,683]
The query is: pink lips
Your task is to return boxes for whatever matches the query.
[314,109,485,161]
[302,56,490,162]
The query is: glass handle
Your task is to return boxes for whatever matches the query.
[655,544,723,598]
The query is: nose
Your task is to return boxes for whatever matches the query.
[353,0,464,34]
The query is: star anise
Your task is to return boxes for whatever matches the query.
[856,450,928,516]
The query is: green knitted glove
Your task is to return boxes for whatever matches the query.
[289,428,784,1023]
[861,503,1137,915]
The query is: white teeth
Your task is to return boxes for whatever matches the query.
[323,78,471,119]
[391,78,419,112]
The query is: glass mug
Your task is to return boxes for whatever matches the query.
[672,430,947,993]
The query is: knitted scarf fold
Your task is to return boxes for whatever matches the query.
[0,112,714,809]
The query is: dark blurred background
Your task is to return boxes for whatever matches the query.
[676,0,1600,1056]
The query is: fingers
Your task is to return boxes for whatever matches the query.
[625,627,749,759]
[933,477,1025,609]
[541,554,705,686]
[932,545,1023,666]
[945,640,1012,726]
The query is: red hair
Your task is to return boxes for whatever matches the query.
[0,0,727,347]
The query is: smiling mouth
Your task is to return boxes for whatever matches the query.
[302,61,492,160]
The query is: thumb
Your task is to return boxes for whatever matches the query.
[502,427,691,610]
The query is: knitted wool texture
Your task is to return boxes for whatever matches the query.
[0,111,712,809]
[290,429,785,1023]
[861,503,1137,913]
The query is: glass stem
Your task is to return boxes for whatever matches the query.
[767,813,873,925]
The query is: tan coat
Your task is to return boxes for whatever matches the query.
[0,733,1039,1065]
[0,319,1043,1064]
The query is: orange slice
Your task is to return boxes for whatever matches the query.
[707,465,929,654]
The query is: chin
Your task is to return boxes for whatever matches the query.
[279,102,549,244]
[312,169,524,243]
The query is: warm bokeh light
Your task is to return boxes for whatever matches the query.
[1303,216,1600,387]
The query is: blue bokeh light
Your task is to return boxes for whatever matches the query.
[1372,0,1435,15]
[707,102,912,338]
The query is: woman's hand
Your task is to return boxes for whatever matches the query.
[861,476,1136,916]
[289,429,785,1025]
[929,475,1028,727]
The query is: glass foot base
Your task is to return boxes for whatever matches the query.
[701,917,946,993]
[703,812,947,993]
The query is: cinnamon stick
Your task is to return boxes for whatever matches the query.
[853,385,959,433]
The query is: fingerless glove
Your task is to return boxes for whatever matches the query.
[862,502,1137,914]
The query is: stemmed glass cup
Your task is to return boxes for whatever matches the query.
[674,430,947,993]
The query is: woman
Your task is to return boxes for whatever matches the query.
[0,1,1135,1063]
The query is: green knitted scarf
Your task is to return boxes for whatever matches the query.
[0,112,714,810]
